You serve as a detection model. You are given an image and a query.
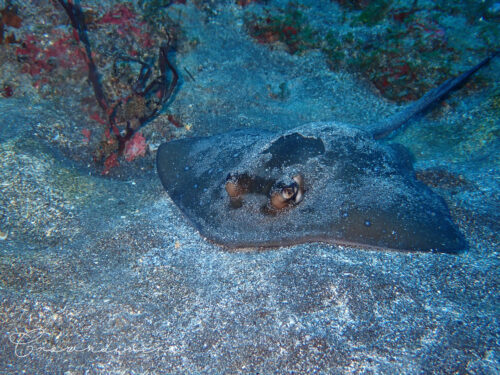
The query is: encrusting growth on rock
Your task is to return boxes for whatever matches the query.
[56,0,178,173]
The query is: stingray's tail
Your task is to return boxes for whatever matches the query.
[370,49,499,140]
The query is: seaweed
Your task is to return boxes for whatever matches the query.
[56,0,178,172]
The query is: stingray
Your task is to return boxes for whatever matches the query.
[157,51,498,253]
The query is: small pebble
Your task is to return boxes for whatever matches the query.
[0,230,8,240]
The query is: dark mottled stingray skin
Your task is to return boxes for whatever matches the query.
[157,122,466,253]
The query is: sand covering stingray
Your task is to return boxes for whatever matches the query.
[157,122,466,252]
[156,51,499,252]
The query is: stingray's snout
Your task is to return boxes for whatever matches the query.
[270,174,304,210]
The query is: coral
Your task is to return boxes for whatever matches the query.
[246,3,318,54]
[123,132,147,162]
[236,0,262,6]
[97,4,136,26]
[1,85,13,97]
[96,4,154,53]
[0,3,22,44]
[167,114,183,128]
[15,32,86,77]
[81,128,91,144]
[55,0,178,173]
[95,133,119,165]
[116,94,148,130]
[139,0,186,25]
[355,0,392,26]
[246,1,495,102]
[102,153,119,175]
[325,3,456,101]
[333,0,372,10]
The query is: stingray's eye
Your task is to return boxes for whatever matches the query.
[270,183,297,210]
[269,174,305,210]
[269,180,298,210]
[225,173,249,198]
[225,174,241,198]
[281,185,297,200]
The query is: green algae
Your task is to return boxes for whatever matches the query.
[247,1,497,102]
[246,3,318,54]
[355,0,392,26]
